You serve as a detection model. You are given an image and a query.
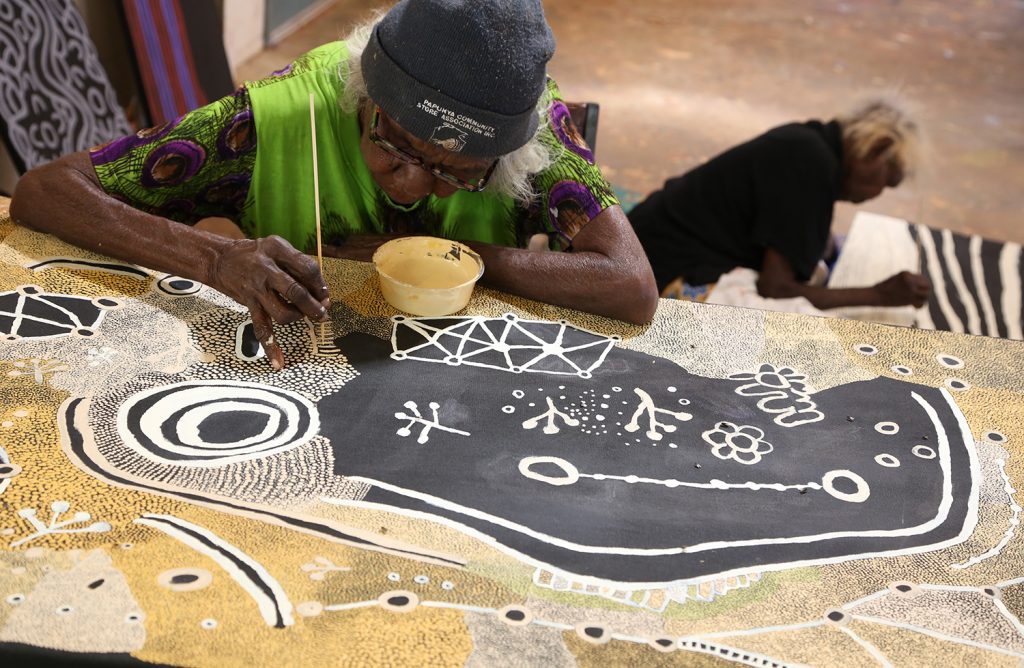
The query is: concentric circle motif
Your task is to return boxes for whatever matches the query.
[874,421,899,435]
[874,454,900,468]
[854,343,878,356]
[935,354,964,369]
[821,469,871,503]
[156,275,203,296]
[945,378,970,392]
[116,380,319,466]
[913,445,937,460]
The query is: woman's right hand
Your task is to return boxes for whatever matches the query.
[212,235,331,369]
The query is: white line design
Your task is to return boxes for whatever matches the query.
[998,241,1022,340]
[682,389,972,553]
[836,625,893,667]
[300,555,351,581]
[9,500,111,547]
[942,228,982,334]
[522,396,580,434]
[518,454,824,494]
[395,400,470,444]
[0,286,118,340]
[848,613,1024,659]
[135,513,295,627]
[918,224,964,333]
[27,257,149,278]
[969,234,999,336]
[624,388,692,440]
[390,313,617,377]
[323,390,979,584]
[307,320,342,357]
[952,458,1020,569]
[728,364,825,427]
[683,582,1024,664]
[320,594,796,666]
[6,358,69,384]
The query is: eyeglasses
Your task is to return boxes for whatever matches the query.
[368,106,498,192]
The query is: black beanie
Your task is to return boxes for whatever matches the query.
[361,0,556,158]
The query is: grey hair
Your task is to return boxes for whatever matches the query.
[837,96,921,177]
[337,15,554,206]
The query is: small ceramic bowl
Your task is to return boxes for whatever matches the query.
[372,236,484,316]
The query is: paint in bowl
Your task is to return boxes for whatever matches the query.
[372,236,484,316]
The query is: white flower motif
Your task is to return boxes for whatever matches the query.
[87,346,119,367]
[730,364,809,394]
[728,364,824,428]
[702,422,774,465]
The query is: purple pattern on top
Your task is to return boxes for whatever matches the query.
[216,110,256,159]
[140,140,206,188]
[549,101,594,164]
[547,180,601,247]
[270,63,293,77]
[90,118,180,166]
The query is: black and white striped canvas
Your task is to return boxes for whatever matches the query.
[0,0,131,173]
[911,223,1023,340]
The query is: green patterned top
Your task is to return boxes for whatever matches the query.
[90,42,617,253]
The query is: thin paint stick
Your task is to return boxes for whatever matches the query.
[309,92,324,271]
[309,93,326,340]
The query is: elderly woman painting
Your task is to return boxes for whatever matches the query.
[11,0,658,369]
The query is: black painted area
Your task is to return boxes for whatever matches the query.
[505,609,525,621]
[321,329,977,583]
[237,322,262,359]
[388,596,410,606]
[0,642,169,667]
[87,579,104,589]
[170,574,198,584]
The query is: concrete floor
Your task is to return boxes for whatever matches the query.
[237,0,1023,244]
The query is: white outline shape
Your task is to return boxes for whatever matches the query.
[323,389,980,588]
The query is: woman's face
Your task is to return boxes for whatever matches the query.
[359,104,497,206]
[840,140,905,204]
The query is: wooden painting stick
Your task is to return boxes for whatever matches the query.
[309,93,326,340]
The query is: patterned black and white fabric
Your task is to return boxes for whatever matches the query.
[912,223,1023,339]
[0,0,131,173]
[828,212,1023,340]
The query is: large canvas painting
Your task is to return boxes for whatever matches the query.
[1,202,1022,666]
